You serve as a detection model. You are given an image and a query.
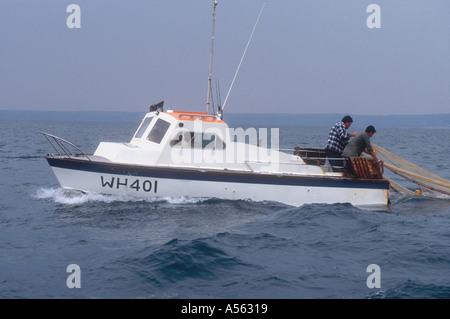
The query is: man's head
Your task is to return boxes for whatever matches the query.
[341,115,353,129]
[365,125,376,137]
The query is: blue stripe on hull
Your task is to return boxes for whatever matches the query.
[45,157,389,190]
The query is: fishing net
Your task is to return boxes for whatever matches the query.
[373,143,450,197]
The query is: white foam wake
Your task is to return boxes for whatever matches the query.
[34,187,209,205]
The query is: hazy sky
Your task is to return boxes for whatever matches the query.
[1,0,449,115]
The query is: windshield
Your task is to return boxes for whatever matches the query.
[147,118,171,144]
[134,117,153,139]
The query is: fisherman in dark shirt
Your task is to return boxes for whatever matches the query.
[342,125,380,162]
[324,115,357,170]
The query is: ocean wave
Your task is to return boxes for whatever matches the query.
[368,280,450,299]
[119,238,254,286]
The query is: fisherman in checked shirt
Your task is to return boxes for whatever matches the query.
[324,115,357,171]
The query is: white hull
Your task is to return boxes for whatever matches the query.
[48,159,389,207]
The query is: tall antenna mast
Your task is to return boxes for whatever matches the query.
[206,0,218,115]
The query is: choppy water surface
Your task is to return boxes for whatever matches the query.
[1,119,449,299]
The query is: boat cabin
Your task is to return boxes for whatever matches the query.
[92,107,317,174]
[130,110,228,151]
[93,109,258,168]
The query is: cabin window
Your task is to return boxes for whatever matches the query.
[134,117,153,139]
[202,133,217,149]
[147,118,171,144]
[170,131,226,150]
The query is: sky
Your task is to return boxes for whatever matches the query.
[0,0,449,115]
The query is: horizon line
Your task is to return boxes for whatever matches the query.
[1,109,450,117]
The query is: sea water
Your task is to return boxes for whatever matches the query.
[1,119,450,299]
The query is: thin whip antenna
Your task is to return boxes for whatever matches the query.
[221,1,265,112]
[206,0,218,115]
[216,79,222,108]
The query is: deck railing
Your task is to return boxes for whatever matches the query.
[40,132,91,161]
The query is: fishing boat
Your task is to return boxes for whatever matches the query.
[41,103,390,206]
[41,1,391,207]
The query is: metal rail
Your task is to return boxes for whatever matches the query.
[40,131,91,161]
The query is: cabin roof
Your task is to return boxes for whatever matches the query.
[165,111,225,124]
